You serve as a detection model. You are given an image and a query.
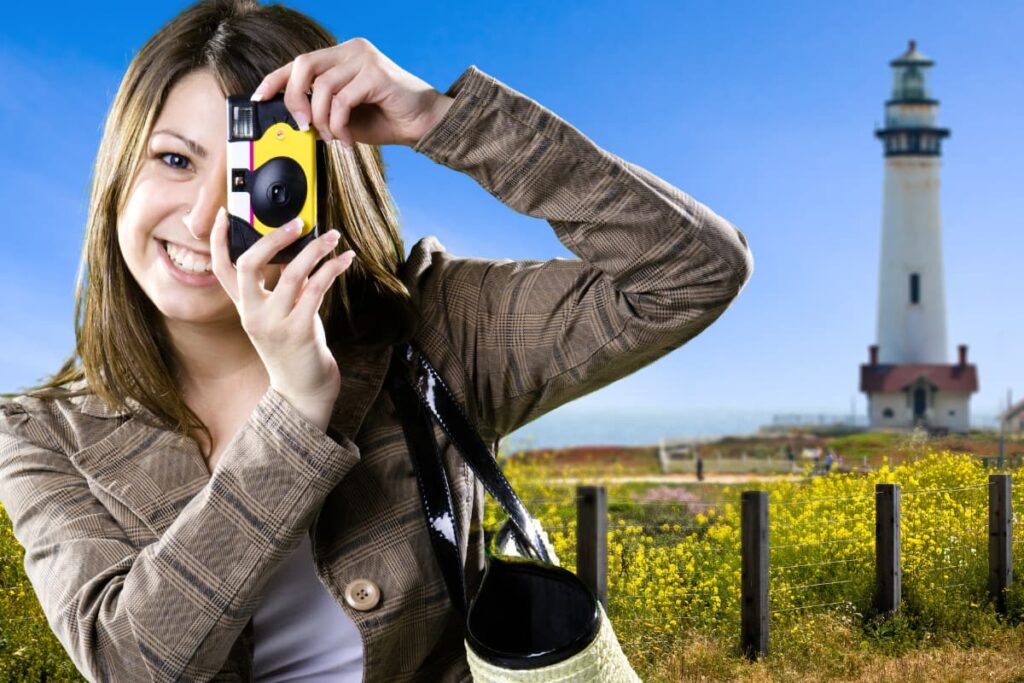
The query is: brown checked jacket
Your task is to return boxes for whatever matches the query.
[0,65,752,682]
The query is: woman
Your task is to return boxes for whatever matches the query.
[0,0,753,681]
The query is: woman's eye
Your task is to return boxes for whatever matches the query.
[158,152,192,171]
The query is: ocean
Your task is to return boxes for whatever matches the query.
[499,406,777,453]
[498,406,1003,454]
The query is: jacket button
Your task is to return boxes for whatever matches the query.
[344,579,381,611]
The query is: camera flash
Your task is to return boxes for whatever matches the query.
[232,105,254,139]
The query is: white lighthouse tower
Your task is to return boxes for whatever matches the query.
[860,41,978,433]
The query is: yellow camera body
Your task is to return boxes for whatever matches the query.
[226,94,326,264]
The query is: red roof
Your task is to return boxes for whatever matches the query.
[860,363,978,393]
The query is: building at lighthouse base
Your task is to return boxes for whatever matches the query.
[859,344,977,433]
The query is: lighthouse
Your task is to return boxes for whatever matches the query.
[860,41,978,433]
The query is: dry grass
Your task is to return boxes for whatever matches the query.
[641,622,1024,682]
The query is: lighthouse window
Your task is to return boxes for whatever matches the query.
[910,273,920,304]
[883,408,894,418]
[901,66,925,99]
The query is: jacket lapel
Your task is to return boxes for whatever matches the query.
[326,343,393,442]
[69,411,209,538]
[65,344,393,539]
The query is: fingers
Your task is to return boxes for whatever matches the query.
[309,62,359,141]
[328,69,376,147]
[252,40,377,141]
[221,212,354,338]
[251,54,322,130]
[236,217,304,306]
[290,249,356,324]
[267,228,342,319]
[251,61,292,103]
[281,53,321,131]
[210,207,238,304]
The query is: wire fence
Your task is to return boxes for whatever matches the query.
[1,460,1021,666]
[477,468,1021,659]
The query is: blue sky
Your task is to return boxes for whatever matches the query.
[1,0,1021,421]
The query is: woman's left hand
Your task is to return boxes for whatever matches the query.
[251,37,453,148]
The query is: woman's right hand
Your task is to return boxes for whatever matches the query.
[210,207,356,431]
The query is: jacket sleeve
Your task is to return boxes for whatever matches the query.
[411,65,753,441]
[0,388,360,682]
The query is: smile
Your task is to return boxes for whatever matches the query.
[162,240,212,274]
[158,239,218,286]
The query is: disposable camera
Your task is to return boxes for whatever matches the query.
[226,94,327,263]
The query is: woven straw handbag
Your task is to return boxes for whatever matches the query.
[385,342,642,682]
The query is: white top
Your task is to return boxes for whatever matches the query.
[253,532,363,682]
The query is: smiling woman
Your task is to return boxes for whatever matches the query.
[15,3,420,447]
[0,0,751,680]
[121,72,236,296]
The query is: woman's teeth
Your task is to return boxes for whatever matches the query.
[164,241,212,274]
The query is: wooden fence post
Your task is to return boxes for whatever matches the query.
[577,485,608,610]
[989,474,1013,614]
[875,483,901,614]
[741,491,769,659]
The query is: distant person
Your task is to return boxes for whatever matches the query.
[696,454,705,482]
[823,449,834,474]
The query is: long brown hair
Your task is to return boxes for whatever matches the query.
[2,0,421,449]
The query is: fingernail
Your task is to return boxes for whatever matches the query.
[294,112,310,132]
[284,217,304,234]
[324,229,340,244]
[216,206,226,221]
[250,89,264,102]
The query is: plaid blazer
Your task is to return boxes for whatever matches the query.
[0,65,752,682]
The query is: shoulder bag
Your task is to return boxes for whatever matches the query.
[384,341,642,682]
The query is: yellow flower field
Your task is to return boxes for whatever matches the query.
[486,450,1023,681]
[1,450,1022,681]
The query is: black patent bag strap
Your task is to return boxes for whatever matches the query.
[384,354,468,615]
[390,342,552,565]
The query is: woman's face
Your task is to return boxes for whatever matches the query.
[117,68,281,326]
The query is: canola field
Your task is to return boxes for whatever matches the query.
[484,450,1024,681]
[1,450,1023,681]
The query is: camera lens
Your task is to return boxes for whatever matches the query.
[269,183,290,205]
[250,157,307,227]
